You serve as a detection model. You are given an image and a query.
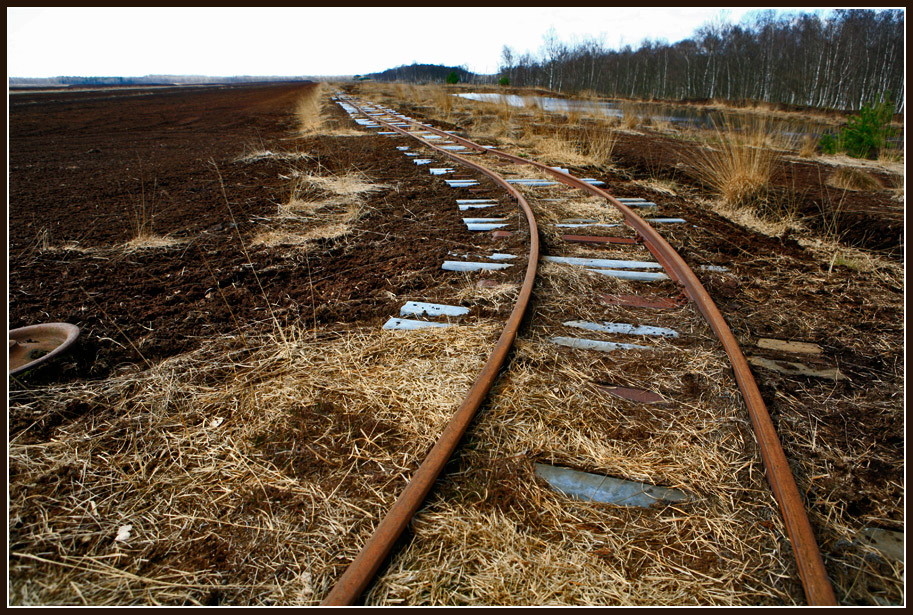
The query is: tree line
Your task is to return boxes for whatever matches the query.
[365,64,476,84]
[498,9,904,113]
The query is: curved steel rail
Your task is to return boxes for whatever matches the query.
[321,97,540,605]
[397,113,836,606]
[325,94,836,606]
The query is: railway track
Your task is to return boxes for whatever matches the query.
[320,92,836,606]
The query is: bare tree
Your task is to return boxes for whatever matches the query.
[497,9,903,112]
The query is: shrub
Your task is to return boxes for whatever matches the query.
[820,95,897,159]
[498,76,510,86]
[841,97,896,159]
[446,71,460,84]
[818,133,838,155]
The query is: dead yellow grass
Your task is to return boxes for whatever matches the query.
[8,321,500,605]
[825,167,883,192]
[634,178,679,196]
[690,118,781,213]
[296,82,325,134]
[291,169,386,198]
[798,135,818,158]
[366,308,798,604]
[526,122,617,168]
[251,169,385,248]
[122,234,187,252]
[236,149,311,164]
[704,197,800,239]
[428,85,455,118]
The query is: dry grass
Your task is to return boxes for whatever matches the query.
[529,129,591,166]
[689,117,781,214]
[703,197,801,240]
[363,269,800,604]
[428,85,455,119]
[876,146,903,165]
[799,237,904,285]
[9,321,500,605]
[814,152,904,178]
[290,169,385,198]
[618,102,643,130]
[525,122,617,168]
[798,135,819,158]
[533,195,625,229]
[634,178,679,196]
[825,167,883,192]
[296,82,325,134]
[122,234,187,252]
[581,124,617,165]
[236,149,311,164]
[450,280,520,314]
[251,168,385,248]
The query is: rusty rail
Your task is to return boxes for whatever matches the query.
[321,97,540,606]
[325,95,836,606]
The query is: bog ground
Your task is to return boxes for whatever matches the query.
[7,82,904,605]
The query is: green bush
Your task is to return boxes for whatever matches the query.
[840,97,895,158]
[499,76,510,86]
[446,71,460,84]
[818,133,838,155]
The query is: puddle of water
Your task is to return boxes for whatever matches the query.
[457,92,716,128]
[456,92,903,144]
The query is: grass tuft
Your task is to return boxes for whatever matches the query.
[690,117,780,214]
[826,167,883,192]
[296,83,325,134]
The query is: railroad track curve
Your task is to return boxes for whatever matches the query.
[321,92,836,606]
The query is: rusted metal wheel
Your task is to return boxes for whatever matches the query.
[9,323,80,376]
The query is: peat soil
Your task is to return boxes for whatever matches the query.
[8,83,905,604]
[9,83,519,388]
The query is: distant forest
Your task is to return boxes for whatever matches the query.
[364,64,476,84]
[499,9,904,112]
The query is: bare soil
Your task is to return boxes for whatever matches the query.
[8,83,519,386]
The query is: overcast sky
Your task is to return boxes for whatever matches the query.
[9,7,807,78]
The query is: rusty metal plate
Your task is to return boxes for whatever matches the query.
[561,234,639,245]
[595,384,665,403]
[598,293,685,309]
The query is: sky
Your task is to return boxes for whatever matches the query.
[9,7,792,78]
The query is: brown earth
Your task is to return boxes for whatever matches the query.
[7,82,904,605]
[8,83,520,387]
